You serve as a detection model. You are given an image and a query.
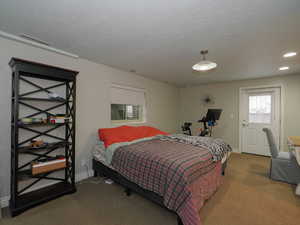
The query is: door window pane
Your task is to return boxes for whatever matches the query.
[249,95,271,123]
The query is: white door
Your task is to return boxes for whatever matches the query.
[240,87,281,156]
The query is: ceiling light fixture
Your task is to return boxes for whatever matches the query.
[279,66,289,71]
[283,52,297,58]
[192,50,217,72]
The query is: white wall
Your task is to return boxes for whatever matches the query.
[179,74,300,152]
[0,37,180,203]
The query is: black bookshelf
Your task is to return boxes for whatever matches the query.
[9,58,78,216]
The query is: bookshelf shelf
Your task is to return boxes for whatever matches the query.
[18,141,70,153]
[18,97,68,102]
[18,122,68,127]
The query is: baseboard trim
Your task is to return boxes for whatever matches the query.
[75,169,94,182]
[0,169,94,208]
[0,196,10,209]
[232,148,240,153]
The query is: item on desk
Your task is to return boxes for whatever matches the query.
[47,92,65,101]
[31,155,66,175]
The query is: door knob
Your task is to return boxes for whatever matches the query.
[242,120,248,127]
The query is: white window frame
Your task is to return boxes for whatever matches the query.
[110,83,147,124]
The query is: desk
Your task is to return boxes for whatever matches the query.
[287,136,300,195]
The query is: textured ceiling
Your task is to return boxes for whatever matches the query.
[0,0,299,86]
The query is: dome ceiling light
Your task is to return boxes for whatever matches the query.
[192,50,217,72]
[283,52,297,58]
[279,66,289,71]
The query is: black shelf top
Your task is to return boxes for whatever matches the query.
[9,58,78,82]
[18,97,68,103]
[18,141,70,153]
[15,182,76,213]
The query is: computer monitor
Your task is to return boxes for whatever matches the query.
[206,109,222,122]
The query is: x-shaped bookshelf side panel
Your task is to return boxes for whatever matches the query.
[20,76,66,97]
[18,124,65,146]
[19,101,65,119]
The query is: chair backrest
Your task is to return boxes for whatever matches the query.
[262,128,278,158]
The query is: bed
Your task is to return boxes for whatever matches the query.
[92,126,231,225]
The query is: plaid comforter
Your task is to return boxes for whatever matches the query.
[111,139,223,225]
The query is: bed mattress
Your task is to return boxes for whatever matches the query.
[93,143,113,169]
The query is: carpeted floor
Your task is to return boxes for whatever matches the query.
[1,153,300,225]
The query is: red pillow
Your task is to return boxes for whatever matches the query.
[98,125,168,147]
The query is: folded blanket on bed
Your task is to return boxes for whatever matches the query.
[160,134,232,161]
[111,139,223,225]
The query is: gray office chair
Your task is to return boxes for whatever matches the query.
[263,128,300,184]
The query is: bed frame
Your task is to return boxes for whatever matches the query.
[92,159,184,225]
[92,158,227,225]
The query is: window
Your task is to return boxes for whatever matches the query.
[110,84,146,123]
[111,104,142,121]
[248,95,272,123]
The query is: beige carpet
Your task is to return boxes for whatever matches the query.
[1,153,300,225]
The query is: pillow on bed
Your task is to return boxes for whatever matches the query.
[97,140,106,149]
[98,125,168,147]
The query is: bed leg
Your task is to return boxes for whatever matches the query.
[94,170,106,177]
[124,188,132,196]
[222,161,227,176]
[177,216,183,225]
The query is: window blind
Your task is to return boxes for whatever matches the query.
[110,84,145,106]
